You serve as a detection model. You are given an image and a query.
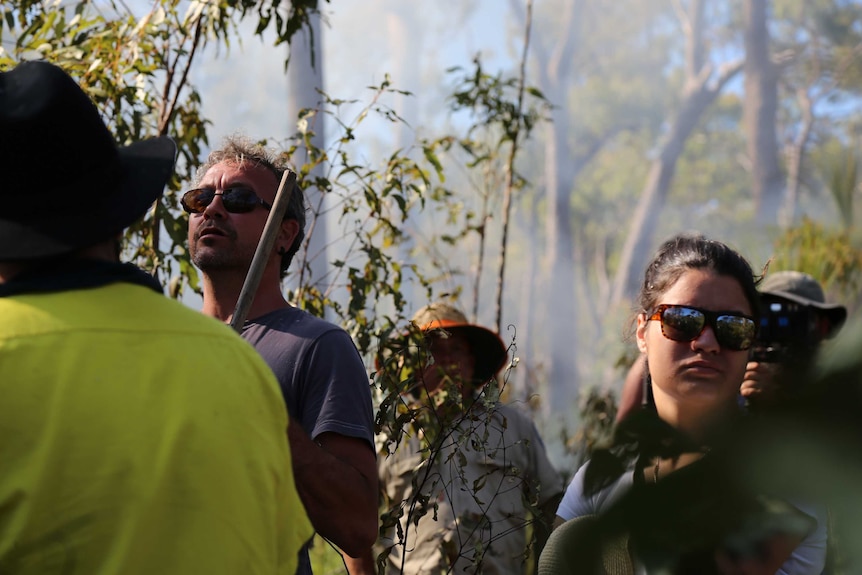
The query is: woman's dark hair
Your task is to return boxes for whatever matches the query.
[585,232,759,496]
[637,232,761,320]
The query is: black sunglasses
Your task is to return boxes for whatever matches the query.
[647,304,757,351]
[181,187,272,214]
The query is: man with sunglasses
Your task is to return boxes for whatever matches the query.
[186,136,377,574]
[0,62,311,573]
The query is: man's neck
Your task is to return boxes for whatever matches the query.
[200,268,289,324]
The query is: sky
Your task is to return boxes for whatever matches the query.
[194,1,516,149]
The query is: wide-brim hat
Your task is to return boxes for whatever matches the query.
[411,302,508,384]
[0,60,176,260]
[760,271,847,335]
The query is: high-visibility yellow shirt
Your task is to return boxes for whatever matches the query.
[0,281,312,574]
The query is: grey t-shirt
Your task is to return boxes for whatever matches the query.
[242,306,375,575]
[242,306,374,446]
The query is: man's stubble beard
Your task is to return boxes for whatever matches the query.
[191,238,255,275]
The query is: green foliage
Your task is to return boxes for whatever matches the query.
[769,218,862,311]
[814,141,859,229]
[232,76,463,358]
[442,57,550,321]
[288,57,551,336]
[449,56,550,148]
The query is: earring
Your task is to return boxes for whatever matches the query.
[277,247,286,256]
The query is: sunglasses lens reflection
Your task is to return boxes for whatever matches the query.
[715,315,756,351]
[661,307,705,342]
[658,305,755,351]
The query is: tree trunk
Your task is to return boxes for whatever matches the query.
[610,0,743,309]
[743,0,784,225]
[386,6,423,312]
[287,11,327,297]
[780,87,814,228]
[511,0,582,413]
[511,195,540,405]
[542,102,580,412]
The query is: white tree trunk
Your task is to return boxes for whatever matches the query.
[286,12,327,296]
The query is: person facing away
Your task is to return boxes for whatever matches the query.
[364,302,564,575]
[185,135,377,573]
[0,61,312,574]
[741,270,847,409]
[552,233,828,574]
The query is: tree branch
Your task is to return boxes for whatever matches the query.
[494,0,534,333]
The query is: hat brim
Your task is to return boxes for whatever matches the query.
[0,136,175,260]
[419,320,508,383]
[761,289,848,334]
[116,135,177,231]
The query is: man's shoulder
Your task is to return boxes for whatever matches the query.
[251,306,348,338]
[243,306,363,367]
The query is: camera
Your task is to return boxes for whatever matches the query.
[750,295,820,363]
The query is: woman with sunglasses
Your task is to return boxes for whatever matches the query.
[549,233,827,574]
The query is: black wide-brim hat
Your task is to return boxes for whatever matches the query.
[0,60,176,260]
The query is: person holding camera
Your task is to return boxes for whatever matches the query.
[741,271,847,409]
